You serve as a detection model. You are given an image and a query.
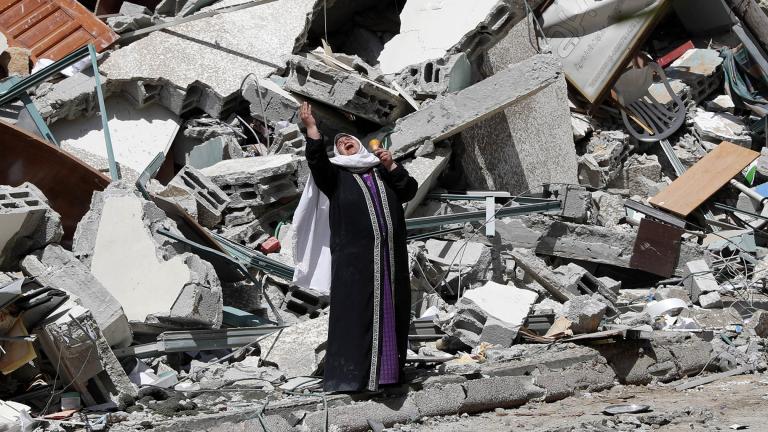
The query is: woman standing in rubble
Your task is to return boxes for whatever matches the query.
[292,102,418,392]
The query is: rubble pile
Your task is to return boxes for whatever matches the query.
[5,0,768,430]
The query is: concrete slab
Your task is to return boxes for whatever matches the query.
[74,183,223,326]
[402,146,451,217]
[101,0,318,117]
[50,95,180,175]
[462,281,538,326]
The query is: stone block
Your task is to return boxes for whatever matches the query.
[304,397,419,432]
[459,57,577,195]
[557,186,590,223]
[592,191,625,227]
[558,295,607,334]
[283,56,408,125]
[20,245,132,348]
[33,71,113,124]
[0,185,63,270]
[683,259,719,302]
[271,123,306,155]
[480,317,518,348]
[169,165,230,228]
[698,291,723,309]
[402,146,452,217]
[73,182,222,327]
[0,47,31,77]
[424,238,492,287]
[611,154,662,196]
[200,155,302,209]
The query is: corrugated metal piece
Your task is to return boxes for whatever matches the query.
[0,0,118,62]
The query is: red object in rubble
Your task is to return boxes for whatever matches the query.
[657,40,695,68]
[259,237,281,254]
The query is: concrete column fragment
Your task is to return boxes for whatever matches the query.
[169,165,231,228]
[282,56,409,125]
[382,54,564,157]
[0,184,63,270]
[20,244,133,348]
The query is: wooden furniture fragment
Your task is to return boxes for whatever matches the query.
[0,0,118,62]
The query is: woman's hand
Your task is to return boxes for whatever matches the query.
[300,102,320,139]
[375,149,397,171]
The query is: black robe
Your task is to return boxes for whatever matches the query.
[305,136,418,392]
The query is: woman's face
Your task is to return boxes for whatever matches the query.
[336,135,360,155]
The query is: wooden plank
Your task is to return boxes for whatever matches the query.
[650,142,759,216]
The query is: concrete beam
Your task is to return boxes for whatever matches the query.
[382,54,563,157]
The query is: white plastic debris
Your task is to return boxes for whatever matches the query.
[0,400,35,432]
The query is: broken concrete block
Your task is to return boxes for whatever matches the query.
[655,287,692,305]
[667,49,724,103]
[33,71,113,124]
[382,54,564,157]
[101,0,318,118]
[0,185,63,270]
[394,53,472,99]
[0,47,31,77]
[152,181,198,220]
[169,165,230,228]
[611,154,662,196]
[242,78,301,127]
[424,238,492,287]
[73,182,223,327]
[557,186,590,223]
[592,191,625,228]
[459,55,577,195]
[692,108,751,147]
[258,314,328,378]
[705,94,735,113]
[746,310,768,337]
[215,218,269,250]
[283,56,408,125]
[377,0,543,74]
[698,291,723,309]
[683,259,719,302]
[175,134,241,170]
[271,123,306,155]
[479,317,518,348]
[106,2,153,33]
[598,277,622,294]
[532,298,564,316]
[463,281,538,326]
[200,155,303,209]
[558,295,607,334]
[20,245,132,348]
[36,301,137,409]
[402,146,452,217]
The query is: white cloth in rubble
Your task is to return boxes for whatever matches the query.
[292,135,380,294]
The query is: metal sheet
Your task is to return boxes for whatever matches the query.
[0,121,110,244]
[0,0,118,62]
[629,218,685,277]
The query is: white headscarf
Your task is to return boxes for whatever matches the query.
[291,134,380,294]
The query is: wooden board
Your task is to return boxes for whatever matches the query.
[649,141,759,216]
[0,121,110,244]
[0,0,118,62]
